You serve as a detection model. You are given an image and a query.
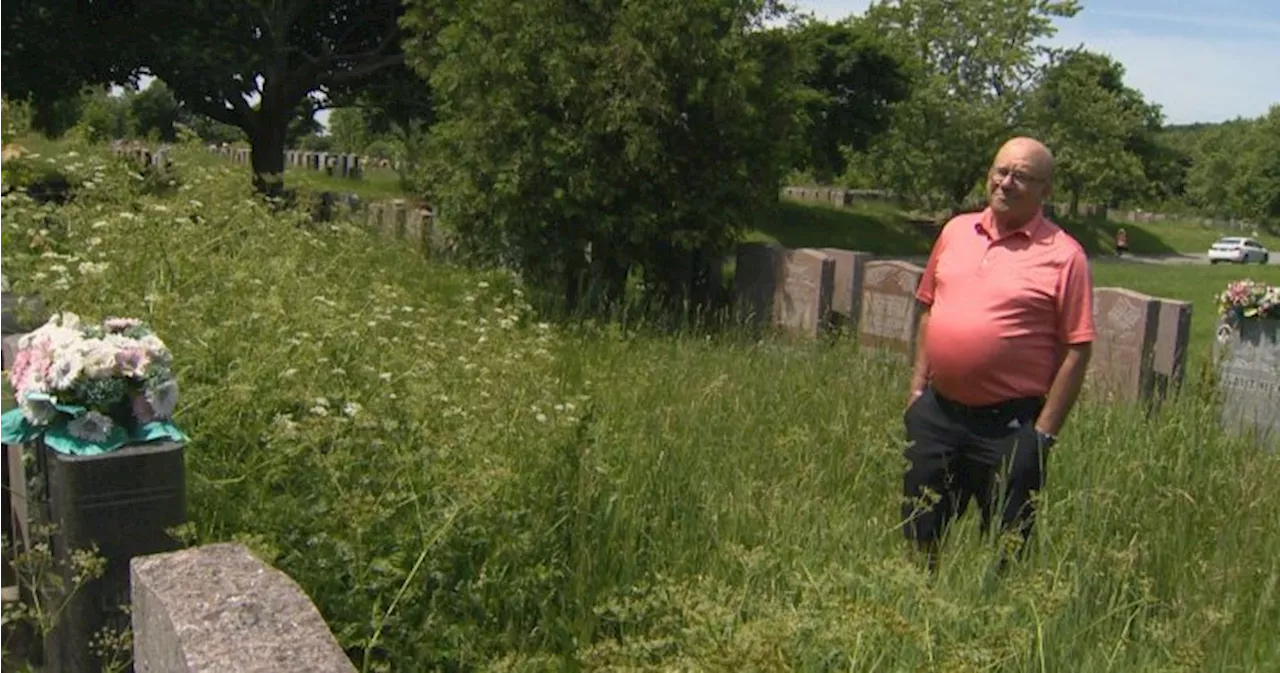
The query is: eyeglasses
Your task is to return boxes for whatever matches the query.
[990,166,1046,186]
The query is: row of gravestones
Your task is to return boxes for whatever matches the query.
[208,145,407,180]
[108,140,173,174]
[779,186,901,208]
[732,242,1279,447]
[209,145,368,180]
[364,199,457,261]
[780,186,1111,222]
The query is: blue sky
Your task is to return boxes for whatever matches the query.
[790,0,1280,125]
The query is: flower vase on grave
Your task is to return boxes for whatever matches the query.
[1,313,190,672]
[1214,279,1280,450]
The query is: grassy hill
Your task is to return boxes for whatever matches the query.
[3,141,1278,671]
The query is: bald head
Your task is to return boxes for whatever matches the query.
[987,136,1054,229]
[995,136,1054,182]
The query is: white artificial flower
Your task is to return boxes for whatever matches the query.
[146,379,180,419]
[68,411,114,443]
[20,394,60,425]
[47,351,85,392]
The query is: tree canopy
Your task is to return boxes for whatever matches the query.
[3,0,414,193]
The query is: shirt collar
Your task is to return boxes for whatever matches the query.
[975,207,1046,242]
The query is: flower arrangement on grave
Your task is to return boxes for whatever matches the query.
[0,313,189,455]
[1217,278,1280,324]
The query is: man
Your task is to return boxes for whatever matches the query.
[901,136,1095,572]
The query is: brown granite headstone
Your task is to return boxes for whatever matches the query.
[1089,287,1160,402]
[1151,299,1193,401]
[858,261,923,356]
[772,249,834,338]
[820,248,871,331]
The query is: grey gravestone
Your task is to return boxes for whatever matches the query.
[2,291,48,335]
[858,261,923,356]
[4,440,187,672]
[1089,287,1160,403]
[733,242,784,326]
[773,249,834,338]
[1216,319,1280,449]
[404,209,428,254]
[820,248,870,331]
[131,543,357,673]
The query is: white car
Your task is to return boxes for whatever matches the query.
[1208,236,1270,264]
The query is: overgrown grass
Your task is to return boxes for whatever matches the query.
[3,144,1279,672]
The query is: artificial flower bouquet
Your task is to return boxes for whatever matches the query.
[1217,279,1280,323]
[0,312,188,455]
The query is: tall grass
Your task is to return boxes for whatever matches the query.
[2,144,1277,672]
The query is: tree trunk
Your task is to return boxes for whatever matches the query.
[249,121,288,198]
[1069,189,1080,217]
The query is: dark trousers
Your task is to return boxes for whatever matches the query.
[901,386,1050,558]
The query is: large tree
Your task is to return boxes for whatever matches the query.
[2,1,412,194]
[1023,49,1157,215]
[1185,106,1280,224]
[786,19,910,184]
[401,0,798,315]
[855,0,1080,210]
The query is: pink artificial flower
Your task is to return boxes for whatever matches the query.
[10,349,31,397]
[115,347,150,378]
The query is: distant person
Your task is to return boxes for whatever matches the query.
[1115,228,1129,257]
[902,136,1095,574]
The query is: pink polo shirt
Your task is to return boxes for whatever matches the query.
[916,208,1096,407]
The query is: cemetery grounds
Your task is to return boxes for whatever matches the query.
[1,139,1278,671]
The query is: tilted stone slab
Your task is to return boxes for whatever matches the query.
[131,543,356,673]
[733,242,784,326]
[820,248,870,330]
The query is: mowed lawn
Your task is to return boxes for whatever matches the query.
[752,197,1280,257]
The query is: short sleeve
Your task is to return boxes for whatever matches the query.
[915,224,951,306]
[1056,248,1096,344]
